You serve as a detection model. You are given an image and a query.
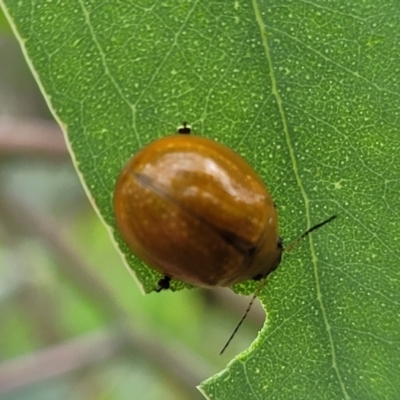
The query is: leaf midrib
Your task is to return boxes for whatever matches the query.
[252,0,349,398]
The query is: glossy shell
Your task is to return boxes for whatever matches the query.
[113,134,282,288]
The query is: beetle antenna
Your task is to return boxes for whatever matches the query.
[220,278,267,355]
[220,215,337,355]
[284,215,337,253]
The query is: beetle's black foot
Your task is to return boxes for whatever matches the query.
[178,122,191,134]
[156,276,171,292]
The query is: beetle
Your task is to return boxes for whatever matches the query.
[113,124,288,291]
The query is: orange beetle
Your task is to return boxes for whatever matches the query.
[113,125,283,290]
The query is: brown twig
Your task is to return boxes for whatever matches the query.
[0,329,125,394]
[0,117,68,159]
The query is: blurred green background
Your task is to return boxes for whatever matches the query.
[0,10,265,400]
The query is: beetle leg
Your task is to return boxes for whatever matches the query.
[177,122,191,134]
[156,276,171,292]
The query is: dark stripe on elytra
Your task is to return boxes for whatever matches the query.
[131,171,258,263]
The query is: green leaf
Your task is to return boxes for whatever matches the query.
[1,0,399,398]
